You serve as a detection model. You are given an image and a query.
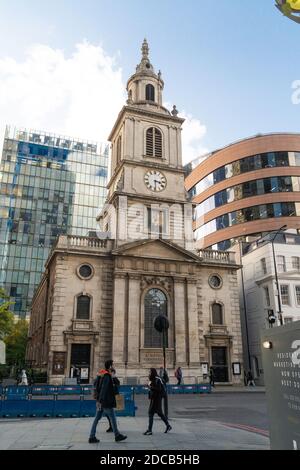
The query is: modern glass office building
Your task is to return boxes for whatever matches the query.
[185,133,300,250]
[0,126,109,317]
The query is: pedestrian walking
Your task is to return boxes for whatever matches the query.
[20,369,28,386]
[159,366,169,419]
[89,359,127,443]
[105,367,120,433]
[174,367,183,385]
[246,370,255,386]
[209,367,215,387]
[143,368,172,436]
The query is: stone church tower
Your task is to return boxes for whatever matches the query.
[27,41,244,386]
[100,39,193,250]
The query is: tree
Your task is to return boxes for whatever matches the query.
[5,319,29,367]
[0,288,14,340]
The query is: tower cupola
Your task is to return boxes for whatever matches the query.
[126,39,168,114]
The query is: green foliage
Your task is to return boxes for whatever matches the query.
[0,288,14,340]
[5,319,29,367]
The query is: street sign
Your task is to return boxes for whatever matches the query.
[262,321,300,450]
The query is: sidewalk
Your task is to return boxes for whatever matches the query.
[212,386,265,393]
[0,416,269,450]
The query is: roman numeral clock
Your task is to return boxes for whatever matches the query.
[144,170,167,192]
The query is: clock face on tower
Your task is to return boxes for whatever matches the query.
[144,170,167,192]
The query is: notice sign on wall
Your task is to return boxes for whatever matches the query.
[262,321,300,450]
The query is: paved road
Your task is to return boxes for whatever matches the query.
[135,391,269,435]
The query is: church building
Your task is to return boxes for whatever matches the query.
[26,40,243,385]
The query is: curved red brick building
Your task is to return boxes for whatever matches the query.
[185,133,300,250]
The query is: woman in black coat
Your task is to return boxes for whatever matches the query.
[144,368,172,435]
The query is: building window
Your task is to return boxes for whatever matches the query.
[284,317,293,324]
[147,207,169,237]
[146,127,162,158]
[77,264,93,280]
[146,84,155,101]
[261,258,267,275]
[280,285,290,306]
[144,288,168,348]
[116,135,122,164]
[76,295,91,320]
[277,256,286,273]
[212,303,223,325]
[263,286,271,307]
[295,286,300,305]
[292,257,300,271]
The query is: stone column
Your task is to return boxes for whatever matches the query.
[112,273,127,366]
[174,277,187,365]
[127,275,141,367]
[187,280,200,366]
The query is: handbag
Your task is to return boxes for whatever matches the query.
[115,394,124,411]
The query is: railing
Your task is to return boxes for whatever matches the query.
[55,235,113,251]
[197,249,236,264]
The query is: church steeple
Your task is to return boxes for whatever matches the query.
[126,39,166,113]
[136,38,154,74]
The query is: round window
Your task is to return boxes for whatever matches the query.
[208,274,222,289]
[78,264,93,279]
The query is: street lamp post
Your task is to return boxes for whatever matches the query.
[257,225,287,327]
[271,237,283,326]
[154,313,169,419]
[238,239,252,373]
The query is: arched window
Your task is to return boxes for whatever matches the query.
[212,303,223,325]
[116,135,122,164]
[146,84,155,101]
[144,288,168,348]
[76,295,91,320]
[146,127,162,158]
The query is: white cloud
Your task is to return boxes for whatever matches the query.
[164,102,208,165]
[0,41,125,146]
[180,111,208,165]
[0,41,208,165]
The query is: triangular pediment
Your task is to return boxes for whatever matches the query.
[112,239,200,262]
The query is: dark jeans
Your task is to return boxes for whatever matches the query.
[89,406,119,438]
[177,378,182,385]
[148,410,169,432]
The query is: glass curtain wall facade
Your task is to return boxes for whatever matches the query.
[184,135,300,251]
[0,126,109,317]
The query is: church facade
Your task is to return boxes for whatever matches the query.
[26,41,244,385]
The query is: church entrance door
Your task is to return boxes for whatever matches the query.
[211,346,229,382]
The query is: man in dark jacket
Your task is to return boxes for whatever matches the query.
[89,360,127,443]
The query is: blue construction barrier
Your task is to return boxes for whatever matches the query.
[133,385,149,395]
[54,398,81,418]
[181,384,197,394]
[0,387,135,419]
[197,384,212,393]
[6,386,29,400]
[119,385,135,394]
[28,399,55,417]
[2,400,30,417]
[56,385,82,395]
[168,385,183,394]
[81,385,93,396]
[80,399,95,417]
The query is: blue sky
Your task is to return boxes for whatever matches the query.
[0,0,299,160]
